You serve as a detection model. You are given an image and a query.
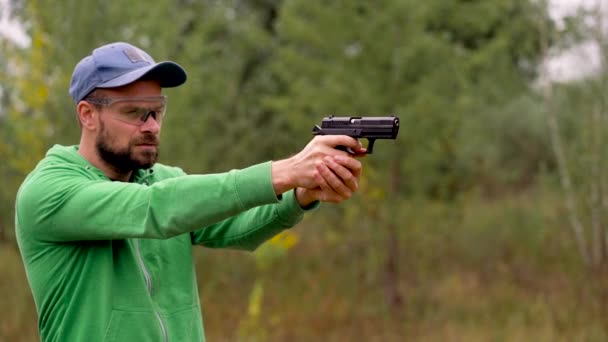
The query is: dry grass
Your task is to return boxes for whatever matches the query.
[2,191,607,341]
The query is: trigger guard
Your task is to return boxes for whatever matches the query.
[335,145,355,154]
[336,145,369,155]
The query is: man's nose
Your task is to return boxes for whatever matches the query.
[139,114,161,133]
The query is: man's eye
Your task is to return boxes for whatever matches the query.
[116,109,140,121]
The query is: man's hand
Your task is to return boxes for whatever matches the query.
[295,154,362,206]
[271,135,364,206]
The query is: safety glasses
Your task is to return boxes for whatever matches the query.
[85,96,168,126]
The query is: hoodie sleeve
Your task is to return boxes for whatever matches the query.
[15,161,299,242]
[190,189,318,251]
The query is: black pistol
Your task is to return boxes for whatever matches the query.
[312,115,400,154]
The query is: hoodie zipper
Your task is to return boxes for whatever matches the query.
[134,239,169,342]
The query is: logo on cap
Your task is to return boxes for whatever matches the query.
[123,47,150,64]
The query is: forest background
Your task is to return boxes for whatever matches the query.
[2,0,608,341]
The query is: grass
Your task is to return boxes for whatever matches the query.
[0,245,38,342]
[2,188,607,341]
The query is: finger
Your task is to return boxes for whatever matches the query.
[324,156,358,192]
[316,161,352,199]
[308,136,352,159]
[313,164,339,202]
[316,135,362,150]
[352,147,368,157]
[332,155,363,179]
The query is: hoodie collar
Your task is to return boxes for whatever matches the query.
[46,144,154,183]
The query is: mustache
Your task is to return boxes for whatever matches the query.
[133,134,159,145]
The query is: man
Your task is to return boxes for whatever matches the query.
[15,42,364,341]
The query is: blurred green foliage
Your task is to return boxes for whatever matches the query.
[1,0,608,340]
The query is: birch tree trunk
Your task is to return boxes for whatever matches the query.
[538,0,591,266]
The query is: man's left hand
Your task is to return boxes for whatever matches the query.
[295,154,363,206]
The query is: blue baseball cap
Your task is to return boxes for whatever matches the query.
[69,42,187,103]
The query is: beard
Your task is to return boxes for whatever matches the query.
[96,120,159,174]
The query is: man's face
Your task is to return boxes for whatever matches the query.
[91,81,164,173]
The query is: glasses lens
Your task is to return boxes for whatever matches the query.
[118,103,166,125]
[88,96,167,125]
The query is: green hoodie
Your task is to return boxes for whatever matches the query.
[15,145,313,342]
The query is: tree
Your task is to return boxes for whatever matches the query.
[0,23,52,241]
[539,0,608,269]
[260,0,555,309]
[0,0,562,311]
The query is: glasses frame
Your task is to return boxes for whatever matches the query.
[84,96,168,126]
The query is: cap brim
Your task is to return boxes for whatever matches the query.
[97,61,187,89]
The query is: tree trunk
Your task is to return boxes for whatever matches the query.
[538,2,591,266]
[384,139,403,311]
[0,222,5,244]
[591,105,603,266]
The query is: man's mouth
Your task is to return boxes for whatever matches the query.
[135,136,159,147]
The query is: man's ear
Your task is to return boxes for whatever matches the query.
[77,101,98,131]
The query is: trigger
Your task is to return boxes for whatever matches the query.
[335,145,366,155]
